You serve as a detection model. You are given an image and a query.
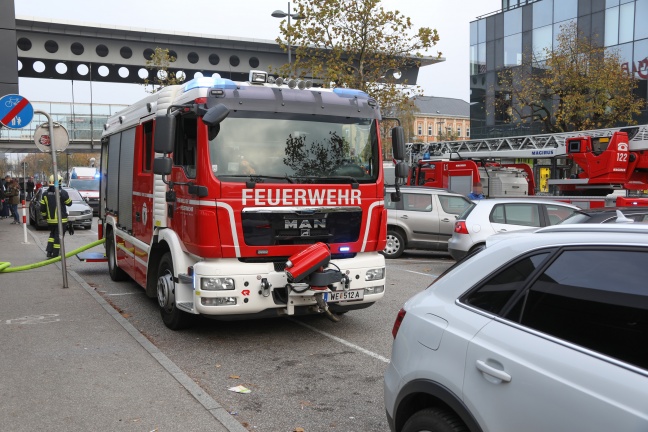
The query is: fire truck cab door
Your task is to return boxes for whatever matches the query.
[401,192,441,245]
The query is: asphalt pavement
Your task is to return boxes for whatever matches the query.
[0,215,246,431]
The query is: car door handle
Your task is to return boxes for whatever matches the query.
[441,218,450,222]
[135,212,141,222]
[476,360,512,382]
[498,229,507,232]
[400,215,409,219]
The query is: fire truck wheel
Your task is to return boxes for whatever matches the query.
[107,232,128,281]
[157,252,192,330]
[383,230,405,259]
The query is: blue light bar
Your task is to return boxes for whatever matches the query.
[333,88,369,98]
[183,77,237,93]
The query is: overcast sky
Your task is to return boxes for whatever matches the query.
[15,0,501,105]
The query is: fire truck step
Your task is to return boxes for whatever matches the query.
[76,252,107,262]
[178,273,193,284]
[176,302,194,312]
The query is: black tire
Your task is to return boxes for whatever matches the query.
[402,407,468,432]
[383,230,405,259]
[106,231,129,281]
[29,212,35,226]
[157,252,192,330]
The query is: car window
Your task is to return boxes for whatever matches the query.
[438,195,472,215]
[559,210,592,224]
[461,252,551,314]
[545,204,578,225]
[384,191,398,210]
[601,213,648,223]
[64,188,84,202]
[505,248,648,370]
[490,203,541,227]
[458,202,476,220]
[402,193,432,212]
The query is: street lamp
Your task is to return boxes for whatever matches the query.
[271,2,305,68]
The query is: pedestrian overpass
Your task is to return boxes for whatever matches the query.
[0,101,126,154]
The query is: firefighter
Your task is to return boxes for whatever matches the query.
[40,175,72,258]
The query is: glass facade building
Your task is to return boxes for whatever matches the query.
[470,0,648,139]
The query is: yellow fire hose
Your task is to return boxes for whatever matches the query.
[0,238,105,273]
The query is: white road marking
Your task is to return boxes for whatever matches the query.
[390,267,439,277]
[290,319,390,364]
[5,314,60,324]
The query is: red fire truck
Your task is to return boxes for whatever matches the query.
[98,70,407,329]
[404,125,648,208]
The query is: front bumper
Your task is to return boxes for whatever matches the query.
[68,214,93,227]
[188,253,386,317]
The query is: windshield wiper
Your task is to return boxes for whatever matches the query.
[290,175,360,188]
[220,174,295,186]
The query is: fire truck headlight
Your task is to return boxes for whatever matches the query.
[365,268,385,281]
[201,277,235,291]
[364,286,385,295]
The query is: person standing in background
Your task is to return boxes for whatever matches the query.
[468,182,485,200]
[26,177,35,200]
[6,179,21,224]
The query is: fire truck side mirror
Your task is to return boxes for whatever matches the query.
[202,104,230,126]
[154,115,176,154]
[153,157,172,175]
[395,161,409,179]
[391,126,406,160]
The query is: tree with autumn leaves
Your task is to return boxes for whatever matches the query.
[497,21,644,133]
[275,0,438,153]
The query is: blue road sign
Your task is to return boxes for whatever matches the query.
[0,94,34,129]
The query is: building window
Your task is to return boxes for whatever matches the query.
[457,127,462,137]
[619,2,635,44]
[467,128,470,138]
[438,124,443,135]
[554,19,576,50]
[533,0,553,29]
[504,33,522,66]
[428,125,433,136]
[553,0,578,23]
[417,124,423,135]
[605,7,620,46]
[636,0,648,41]
[504,8,522,37]
[533,25,553,61]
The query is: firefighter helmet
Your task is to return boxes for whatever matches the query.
[49,175,63,184]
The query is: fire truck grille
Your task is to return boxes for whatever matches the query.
[242,209,362,247]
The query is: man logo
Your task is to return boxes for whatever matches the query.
[285,219,326,229]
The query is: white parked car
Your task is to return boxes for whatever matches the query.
[447,198,579,260]
[385,224,648,432]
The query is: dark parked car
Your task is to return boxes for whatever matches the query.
[29,186,93,230]
[560,206,648,224]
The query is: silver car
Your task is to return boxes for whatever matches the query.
[385,224,648,432]
[29,186,93,230]
[447,198,579,260]
[383,187,472,258]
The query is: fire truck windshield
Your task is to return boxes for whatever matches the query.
[209,112,379,183]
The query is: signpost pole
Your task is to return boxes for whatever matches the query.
[34,110,68,288]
